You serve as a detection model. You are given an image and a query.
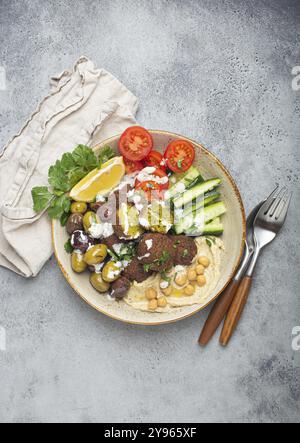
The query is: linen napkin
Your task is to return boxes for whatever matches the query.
[0,56,138,277]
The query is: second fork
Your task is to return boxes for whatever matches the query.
[219,187,292,346]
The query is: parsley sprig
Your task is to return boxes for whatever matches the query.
[31,145,115,225]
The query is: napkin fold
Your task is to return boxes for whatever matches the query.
[0,56,138,277]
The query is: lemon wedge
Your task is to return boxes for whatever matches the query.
[70,157,125,202]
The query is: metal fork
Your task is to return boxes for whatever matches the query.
[219,186,292,346]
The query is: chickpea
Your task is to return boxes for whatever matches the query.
[175,273,188,286]
[148,299,158,311]
[71,201,88,214]
[196,264,205,275]
[102,261,122,282]
[146,288,157,300]
[71,251,87,273]
[83,244,107,266]
[184,284,195,296]
[187,269,197,281]
[162,286,172,296]
[198,256,210,267]
[197,275,207,287]
[157,297,167,308]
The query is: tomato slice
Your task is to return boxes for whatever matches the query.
[164,140,195,173]
[135,181,161,201]
[151,168,169,190]
[144,150,166,170]
[119,126,153,161]
[123,158,144,174]
[135,167,169,190]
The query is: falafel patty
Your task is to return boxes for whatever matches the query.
[122,258,152,283]
[137,233,175,272]
[102,234,124,252]
[171,235,197,266]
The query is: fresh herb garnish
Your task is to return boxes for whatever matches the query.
[64,239,74,254]
[107,248,119,262]
[206,236,216,248]
[154,250,170,265]
[98,145,115,165]
[118,243,137,261]
[182,249,189,257]
[173,240,180,249]
[31,145,115,225]
[31,187,54,212]
[143,264,152,273]
[161,271,171,283]
[177,158,183,170]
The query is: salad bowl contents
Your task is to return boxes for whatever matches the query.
[34,128,245,324]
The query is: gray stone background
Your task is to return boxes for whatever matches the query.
[0,0,299,423]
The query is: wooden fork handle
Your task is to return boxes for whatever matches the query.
[198,280,239,346]
[219,276,252,346]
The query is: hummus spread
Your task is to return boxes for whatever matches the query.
[124,237,224,312]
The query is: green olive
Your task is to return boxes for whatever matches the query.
[83,244,107,265]
[90,272,110,293]
[71,201,88,214]
[102,261,122,283]
[83,211,100,232]
[71,251,87,273]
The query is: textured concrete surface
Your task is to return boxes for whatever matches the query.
[0,0,300,423]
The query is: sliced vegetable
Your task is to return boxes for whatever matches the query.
[185,217,224,236]
[180,191,221,219]
[118,126,153,161]
[185,174,205,190]
[135,167,169,200]
[164,140,195,173]
[135,181,162,201]
[70,157,125,202]
[145,150,166,170]
[174,201,226,234]
[173,178,221,209]
[124,158,144,174]
[165,166,200,200]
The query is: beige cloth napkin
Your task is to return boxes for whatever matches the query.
[0,56,138,277]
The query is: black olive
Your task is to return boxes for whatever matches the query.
[66,213,83,235]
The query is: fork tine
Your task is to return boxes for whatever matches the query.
[274,192,292,221]
[259,186,279,215]
[268,187,287,216]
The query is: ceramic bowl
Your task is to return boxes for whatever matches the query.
[52,130,246,325]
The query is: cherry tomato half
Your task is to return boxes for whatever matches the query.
[135,181,162,201]
[123,158,144,174]
[119,126,153,161]
[164,140,195,173]
[135,168,169,191]
[144,150,166,170]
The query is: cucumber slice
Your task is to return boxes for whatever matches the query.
[179,190,221,220]
[166,166,200,200]
[185,174,205,190]
[173,178,221,208]
[185,219,224,236]
[174,201,226,234]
